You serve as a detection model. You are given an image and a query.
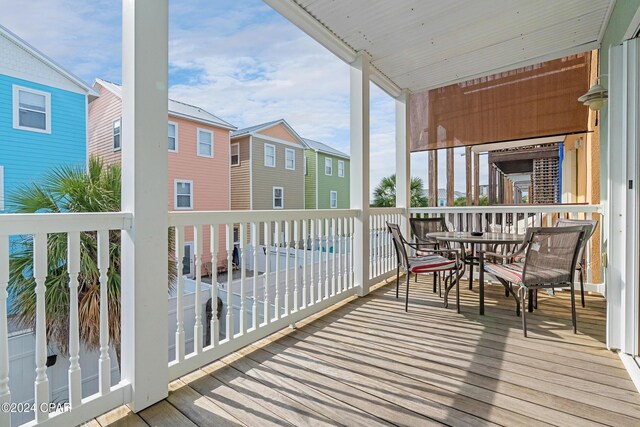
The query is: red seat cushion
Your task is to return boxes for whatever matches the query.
[409,255,457,273]
[484,262,524,284]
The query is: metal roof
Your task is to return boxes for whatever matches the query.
[265,0,615,95]
[231,118,307,146]
[0,23,98,97]
[94,79,236,130]
[303,138,349,159]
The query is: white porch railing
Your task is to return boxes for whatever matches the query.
[166,209,358,380]
[369,208,403,283]
[0,213,133,427]
[410,204,605,288]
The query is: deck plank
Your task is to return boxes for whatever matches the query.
[92,278,640,427]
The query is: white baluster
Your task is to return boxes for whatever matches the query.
[284,220,290,317]
[239,222,247,336]
[264,222,271,323]
[309,219,315,306]
[67,231,82,408]
[251,222,258,331]
[331,217,336,296]
[293,220,299,312]
[350,217,355,288]
[33,233,49,423]
[194,225,203,354]
[97,230,111,395]
[342,217,348,291]
[174,227,185,360]
[225,224,234,339]
[0,235,11,427]
[337,218,342,294]
[324,218,330,298]
[274,221,281,320]
[302,220,308,309]
[209,225,219,347]
[317,219,323,302]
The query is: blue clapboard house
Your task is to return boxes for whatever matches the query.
[0,24,96,214]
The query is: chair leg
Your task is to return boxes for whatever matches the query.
[456,266,460,313]
[570,281,577,334]
[405,272,411,312]
[533,289,538,309]
[439,273,443,297]
[432,272,436,292]
[520,287,527,337]
[505,286,509,297]
[395,266,400,299]
[579,268,585,308]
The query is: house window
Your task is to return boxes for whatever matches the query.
[0,165,4,211]
[113,119,121,151]
[230,143,240,166]
[330,191,338,209]
[168,122,178,152]
[264,143,276,167]
[197,129,214,157]
[13,85,51,133]
[338,160,345,177]
[175,180,193,209]
[325,158,333,175]
[285,148,295,170]
[273,187,284,209]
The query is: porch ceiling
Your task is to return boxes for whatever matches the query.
[265,0,615,95]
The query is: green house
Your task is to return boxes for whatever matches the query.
[303,138,350,209]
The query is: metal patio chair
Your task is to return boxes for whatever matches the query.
[409,217,450,293]
[388,222,461,313]
[482,226,585,337]
[555,218,598,307]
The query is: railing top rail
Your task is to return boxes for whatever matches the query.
[410,204,603,215]
[369,207,404,214]
[0,212,133,235]
[169,209,359,226]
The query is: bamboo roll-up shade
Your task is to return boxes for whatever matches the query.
[409,53,592,152]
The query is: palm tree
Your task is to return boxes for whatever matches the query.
[8,157,176,365]
[372,174,428,207]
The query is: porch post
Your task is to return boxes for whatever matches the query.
[395,89,411,236]
[350,51,371,296]
[121,0,169,411]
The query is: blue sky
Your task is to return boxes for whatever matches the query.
[1,0,485,192]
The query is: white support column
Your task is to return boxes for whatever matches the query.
[350,51,371,296]
[120,0,169,412]
[395,89,411,236]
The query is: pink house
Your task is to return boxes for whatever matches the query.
[88,79,236,272]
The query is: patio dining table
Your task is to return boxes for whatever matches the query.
[429,231,525,314]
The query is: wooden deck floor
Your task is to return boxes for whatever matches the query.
[90,277,640,427]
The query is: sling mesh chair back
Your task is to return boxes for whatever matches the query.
[555,218,598,307]
[410,217,449,249]
[388,222,460,313]
[485,226,584,336]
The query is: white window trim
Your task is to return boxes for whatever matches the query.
[230,143,240,167]
[168,121,178,153]
[112,118,122,152]
[304,156,308,175]
[285,148,295,170]
[338,160,345,177]
[197,128,214,158]
[174,179,194,210]
[264,143,276,168]
[273,186,284,209]
[330,190,338,209]
[325,157,333,176]
[0,165,4,211]
[12,84,51,134]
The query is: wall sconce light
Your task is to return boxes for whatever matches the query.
[578,76,608,111]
